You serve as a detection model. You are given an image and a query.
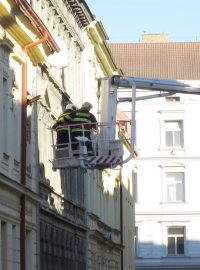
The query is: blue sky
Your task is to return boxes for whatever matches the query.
[86,0,200,43]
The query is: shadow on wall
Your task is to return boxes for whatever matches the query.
[38,162,87,226]
[135,240,200,270]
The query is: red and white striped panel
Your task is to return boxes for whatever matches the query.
[87,155,123,167]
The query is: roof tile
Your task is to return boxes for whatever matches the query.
[108,42,200,80]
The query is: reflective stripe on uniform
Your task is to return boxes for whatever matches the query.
[57,128,70,132]
[74,112,91,117]
[71,128,84,132]
[71,112,91,123]
[58,113,72,122]
[56,112,72,130]
[71,118,91,123]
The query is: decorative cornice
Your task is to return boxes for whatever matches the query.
[0,37,14,52]
[47,0,86,50]
[0,0,59,65]
[0,173,40,203]
[87,20,123,76]
[67,0,94,28]
[89,230,123,250]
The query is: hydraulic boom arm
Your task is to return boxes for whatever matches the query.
[111,75,200,95]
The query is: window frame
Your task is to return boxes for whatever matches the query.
[134,226,138,258]
[159,110,185,151]
[167,226,185,256]
[164,120,184,148]
[133,170,138,203]
[165,96,180,102]
[161,166,186,203]
[164,171,185,202]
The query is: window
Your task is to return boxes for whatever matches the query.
[164,120,183,148]
[26,230,32,269]
[167,227,185,255]
[3,76,9,154]
[40,222,84,270]
[118,120,129,133]
[134,226,138,258]
[164,172,185,202]
[165,96,180,102]
[12,225,18,268]
[61,168,85,205]
[133,172,138,203]
[1,221,7,269]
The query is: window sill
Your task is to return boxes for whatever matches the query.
[159,147,185,151]
[165,254,186,258]
[160,201,187,205]
[3,152,10,160]
[158,147,186,155]
[14,159,20,166]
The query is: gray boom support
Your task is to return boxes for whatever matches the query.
[104,75,200,165]
[111,75,200,94]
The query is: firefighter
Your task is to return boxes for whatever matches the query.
[70,102,97,155]
[52,103,77,148]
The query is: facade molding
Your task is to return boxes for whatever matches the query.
[87,20,123,76]
[47,0,91,50]
[0,0,59,65]
[0,173,40,203]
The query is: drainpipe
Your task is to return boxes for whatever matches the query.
[20,31,48,270]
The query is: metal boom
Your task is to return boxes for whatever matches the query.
[111,75,200,95]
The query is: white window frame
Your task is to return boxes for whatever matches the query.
[159,110,185,151]
[165,96,180,102]
[161,166,185,203]
[164,120,184,148]
[167,226,185,256]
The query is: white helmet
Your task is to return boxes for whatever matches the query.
[65,104,77,111]
[81,102,93,110]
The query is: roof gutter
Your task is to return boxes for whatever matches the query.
[14,2,59,270]
[14,0,60,53]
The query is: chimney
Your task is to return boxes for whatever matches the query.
[141,33,169,43]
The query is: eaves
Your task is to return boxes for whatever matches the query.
[88,20,123,76]
[0,0,59,65]
[49,0,84,50]
[89,229,124,250]
[67,0,94,28]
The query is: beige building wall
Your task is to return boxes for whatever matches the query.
[121,150,135,270]
[0,1,135,269]
[0,1,48,267]
[84,21,123,269]
[84,21,135,269]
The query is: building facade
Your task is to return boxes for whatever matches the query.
[109,35,200,270]
[0,1,59,269]
[0,0,135,269]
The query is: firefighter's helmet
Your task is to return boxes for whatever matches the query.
[81,102,93,110]
[65,104,77,111]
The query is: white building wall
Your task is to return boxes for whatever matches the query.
[132,90,200,268]
[82,30,123,269]
[121,150,135,270]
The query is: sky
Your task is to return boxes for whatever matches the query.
[85,0,200,43]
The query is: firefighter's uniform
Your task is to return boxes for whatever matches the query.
[52,104,76,148]
[70,102,97,155]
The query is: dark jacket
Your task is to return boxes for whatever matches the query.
[52,110,73,132]
[70,109,97,133]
